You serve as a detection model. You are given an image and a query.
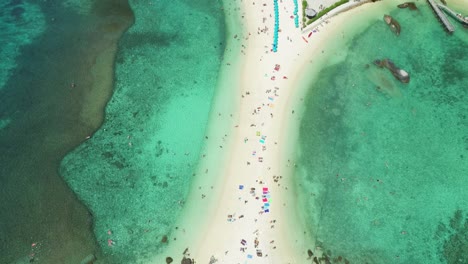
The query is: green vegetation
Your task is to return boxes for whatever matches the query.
[304,0,350,26]
[302,0,307,24]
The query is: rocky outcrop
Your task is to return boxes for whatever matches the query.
[397,2,418,10]
[373,59,410,83]
[384,14,401,35]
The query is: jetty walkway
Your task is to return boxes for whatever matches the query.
[427,0,454,33]
[437,4,468,26]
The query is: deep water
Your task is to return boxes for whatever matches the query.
[296,5,467,264]
[60,0,226,263]
[0,0,132,263]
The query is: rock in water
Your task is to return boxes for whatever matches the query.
[385,59,410,83]
[166,257,173,263]
[313,256,320,264]
[373,58,410,83]
[383,14,392,24]
[398,2,418,10]
[373,59,383,67]
[383,14,401,35]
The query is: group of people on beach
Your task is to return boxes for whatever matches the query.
[175,0,335,261]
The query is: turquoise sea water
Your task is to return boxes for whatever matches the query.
[296,4,467,264]
[60,0,226,263]
[0,1,132,263]
[0,0,45,93]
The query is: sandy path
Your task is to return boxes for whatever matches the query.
[152,0,410,263]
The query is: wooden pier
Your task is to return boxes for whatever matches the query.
[427,0,455,33]
[437,4,468,26]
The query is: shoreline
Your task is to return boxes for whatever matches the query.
[154,0,419,263]
[61,0,232,263]
[149,0,246,262]
[286,0,468,262]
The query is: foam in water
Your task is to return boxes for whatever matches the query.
[296,4,467,263]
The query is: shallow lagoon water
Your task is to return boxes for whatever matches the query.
[296,4,468,264]
[60,0,226,262]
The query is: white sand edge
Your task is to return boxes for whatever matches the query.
[150,0,415,263]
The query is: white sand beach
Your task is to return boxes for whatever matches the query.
[152,0,416,263]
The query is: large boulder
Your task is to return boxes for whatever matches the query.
[397,2,418,10]
[373,59,410,83]
[383,15,401,35]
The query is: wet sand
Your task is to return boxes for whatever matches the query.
[149,0,409,263]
